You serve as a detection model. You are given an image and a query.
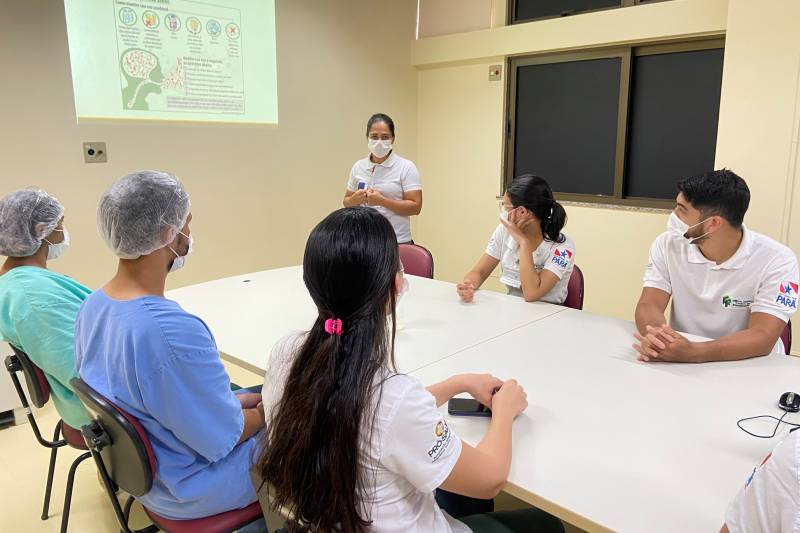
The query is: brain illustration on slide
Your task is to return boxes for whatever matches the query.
[121,49,186,110]
[65,0,277,123]
[114,1,246,116]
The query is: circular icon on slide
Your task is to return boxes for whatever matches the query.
[119,7,136,26]
[186,17,201,35]
[165,14,181,32]
[225,23,240,40]
[206,19,222,37]
[142,11,159,29]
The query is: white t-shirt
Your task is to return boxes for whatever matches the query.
[725,430,800,533]
[485,223,576,304]
[347,153,422,244]
[263,334,470,533]
[643,226,799,354]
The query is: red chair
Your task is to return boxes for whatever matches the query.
[399,243,434,279]
[562,265,584,311]
[70,377,263,533]
[781,321,792,355]
[3,345,91,533]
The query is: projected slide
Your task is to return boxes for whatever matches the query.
[64,1,277,124]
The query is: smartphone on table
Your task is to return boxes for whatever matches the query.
[448,398,491,417]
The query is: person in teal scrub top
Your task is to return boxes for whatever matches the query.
[0,188,90,429]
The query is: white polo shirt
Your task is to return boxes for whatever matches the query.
[347,152,422,244]
[725,430,800,533]
[643,226,799,354]
[485,223,576,304]
[263,334,469,533]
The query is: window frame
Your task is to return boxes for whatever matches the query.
[503,38,725,209]
[507,0,669,25]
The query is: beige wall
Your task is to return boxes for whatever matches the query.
[412,0,727,65]
[716,0,800,245]
[0,0,418,290]
[418,0,493,38]
[414,0,800,325]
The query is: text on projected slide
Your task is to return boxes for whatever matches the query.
[64,0,278,124]
[117,1,243,114]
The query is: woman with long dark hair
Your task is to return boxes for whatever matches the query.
[457,175,575,304]
[257,207,561,532]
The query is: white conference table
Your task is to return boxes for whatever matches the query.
[168,267,799,532]
[166,266,567,374]
[412,308,800,533]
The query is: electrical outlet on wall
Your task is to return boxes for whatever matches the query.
[83,142,107,163]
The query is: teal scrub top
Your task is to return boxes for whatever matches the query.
[0,266,91,428]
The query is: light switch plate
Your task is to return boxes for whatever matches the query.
[488,64,502,81]
[83,142,107,163]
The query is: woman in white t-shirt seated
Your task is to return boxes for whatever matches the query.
[256,207,563,533]
[457,175,575,304]
[342,113,422,244]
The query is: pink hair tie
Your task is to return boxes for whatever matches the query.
[324,318,343,336]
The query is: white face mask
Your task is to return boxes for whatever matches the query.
[44,228,70,261]
[667,212,712,244]
[500,205,524,223]
[368,139,392,159]
[168,231,193,273]
[500,207,520,251]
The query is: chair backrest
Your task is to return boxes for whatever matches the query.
[399,243,434,279]
[781,320,792,355]
[250,470,289,532]
[70,378,157,497]
[8,345,50,408]
[562,265,584,311]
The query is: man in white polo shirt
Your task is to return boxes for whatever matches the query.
[633,169,799,362]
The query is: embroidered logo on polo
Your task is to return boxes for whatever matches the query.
[722,295,753,309]
[776,281,798,310]
[427,419,453,463]
[551,248,572,269]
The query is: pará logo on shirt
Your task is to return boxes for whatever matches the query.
[776,281,798,310]
[551,249,572,269]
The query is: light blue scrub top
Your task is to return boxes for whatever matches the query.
[74,289,257,519]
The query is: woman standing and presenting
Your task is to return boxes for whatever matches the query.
[343,113,422,244]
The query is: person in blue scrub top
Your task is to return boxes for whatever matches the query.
[74,170,265,525]
[0,188,90,430]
